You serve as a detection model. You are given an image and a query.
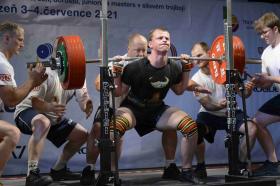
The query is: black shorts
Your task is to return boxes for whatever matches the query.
[259,94,280,116]
[120,99,169,136]
[15,108,77,147]
[196,110,245,143]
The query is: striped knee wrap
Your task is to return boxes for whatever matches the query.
[177,116,198,137]
[110,115,130,136]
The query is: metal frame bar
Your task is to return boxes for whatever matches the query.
[95,0,121,185]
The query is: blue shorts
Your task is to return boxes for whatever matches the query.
[15,108,77,147]
[196,110,246,143]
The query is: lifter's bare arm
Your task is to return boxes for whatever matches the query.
[0,63,47,107]
[172,54,211,95]
[251,73,275,88]
[186,80,212,94]
[199,96,226,111]
[31,96,66,118]
[171,54,191,95]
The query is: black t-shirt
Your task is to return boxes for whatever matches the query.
[121,57,182,104]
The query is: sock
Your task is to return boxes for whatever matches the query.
[182,168,192,172]
[52,159,67,171]
[27,160,38,176]
[165,159,175,168]
[88,164,96,170]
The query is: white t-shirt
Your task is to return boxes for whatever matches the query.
[15,68,91,124]
[191,69,226,116]
[261,43,280,91]
[0,52,17,111]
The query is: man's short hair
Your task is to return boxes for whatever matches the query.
[148,27,169,41]
[254,12,280,33]
[128,33,146,46]
[0,21,22,38]
[192,42,209,53]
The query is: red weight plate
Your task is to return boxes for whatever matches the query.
[233,37,245,75]
[209,35,245,84]
[209,35,226,84]
[57,35,86,90]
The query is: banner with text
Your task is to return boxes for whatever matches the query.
[0,0,279,175]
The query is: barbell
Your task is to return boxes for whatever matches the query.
[27,35,262,89]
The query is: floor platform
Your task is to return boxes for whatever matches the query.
[2,166,280,186]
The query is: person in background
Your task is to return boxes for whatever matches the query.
[251,12,280,176]
[187,41,256,180]
[15,67,93,186]
[0,21,47,186]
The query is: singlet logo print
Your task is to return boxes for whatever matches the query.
[0,74,11,81]
[149,76,169,88]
